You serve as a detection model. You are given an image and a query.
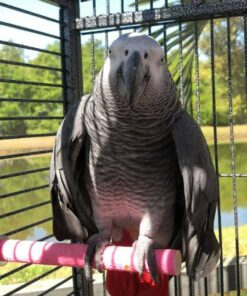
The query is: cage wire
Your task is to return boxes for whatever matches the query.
[0,0,247,295]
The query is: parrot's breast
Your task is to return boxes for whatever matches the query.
[85,111,179,233]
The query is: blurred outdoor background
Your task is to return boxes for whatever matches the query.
[0,0,246,292]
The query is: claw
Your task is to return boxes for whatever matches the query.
[134,235,160,283]
[94,240,111,271]
[84,233,111,281]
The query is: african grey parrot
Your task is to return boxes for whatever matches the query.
[50,33,220,282]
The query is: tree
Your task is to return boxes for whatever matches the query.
[198,18,246,125]
[24,42,64,134]
[0,39,105,136]
[133,0,207,110]
[134,0,246,125]
[0,44,31,136]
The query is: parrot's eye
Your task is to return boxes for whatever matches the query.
[108,49,112,56]
[160,57,165,64]
[125,50,129,56]
[144,52,148,59]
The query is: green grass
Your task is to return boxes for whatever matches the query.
[210,290,247,296]
[0,136,54,156]
[1,263,71,285]
[215,225,247,258]
[201,125,247,145]
[0,125,246,156]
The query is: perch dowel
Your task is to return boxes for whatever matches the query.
[0,238,181,275]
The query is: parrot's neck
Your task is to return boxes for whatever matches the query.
[93,70,182,126]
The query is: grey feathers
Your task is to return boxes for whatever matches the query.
[50,95,97,241]
[172,111,220,278]
[50,33,220,279]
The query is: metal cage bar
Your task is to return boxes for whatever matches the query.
[0,150,52,160]
[226,16,241,296]
[0,2,60,23]
[0,98,63,103]
[0,21,61,39]
[76,1,247,31]
[0,3,62,291]
[0,58,63,72]
[0,184,49,199]
[59,2,92,295]
[0,116,63,120]
[3,217,52,237]
[0,40,61,55]
[178,22,185,108]
[0,200,51,219]
[3,267,62,296]
[0,78,63,87]
[0,167,50,180]
[0,133,56,140]
[38,276,73,296]
[244,14,247,106]
[210,18,224,296]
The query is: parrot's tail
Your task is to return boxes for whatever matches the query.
[186,229,221,280]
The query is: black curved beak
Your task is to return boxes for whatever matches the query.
[123,51,142,105]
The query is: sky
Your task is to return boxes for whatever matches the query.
[0,0,166,60]
[0,0,61,59]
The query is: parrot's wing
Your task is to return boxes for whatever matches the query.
[172,110,220,279]
[50,95,98,241]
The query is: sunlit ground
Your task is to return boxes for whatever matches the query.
[0,125,246,155]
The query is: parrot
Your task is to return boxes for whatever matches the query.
[50,33,220,288]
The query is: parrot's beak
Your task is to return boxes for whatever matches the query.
[123,51,146,105]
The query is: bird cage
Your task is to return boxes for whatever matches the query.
[0,0,247,295]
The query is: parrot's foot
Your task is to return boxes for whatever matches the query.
[111,226,124,242]
[133,235,160,283]
[84,233,111,281]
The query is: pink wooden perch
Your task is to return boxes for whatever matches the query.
[0,238,181,275]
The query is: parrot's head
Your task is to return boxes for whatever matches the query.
[101,33,174,107]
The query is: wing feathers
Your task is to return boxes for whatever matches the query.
[172,111,220,278]
[50,95,97,241]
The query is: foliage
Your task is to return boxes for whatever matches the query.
[136,0,208,109]
[26,42,64,134]
[0,43,62,136]
[0,44,29,135]
[194,18,247,126]
[0,7,246,135]
[135,0,246,126]
[0,40,105,136]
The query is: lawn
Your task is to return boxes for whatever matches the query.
[201,125,247,145]
[215,225,247,257]
[210,291,247,296]
[0,263,72,285]
[0,136,54,155]
[0,125,246,156]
